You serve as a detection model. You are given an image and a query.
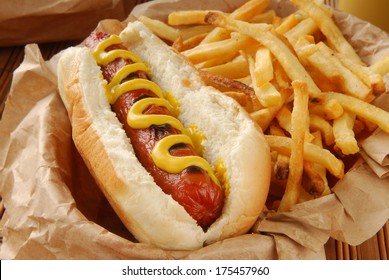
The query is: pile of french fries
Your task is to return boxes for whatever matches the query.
[139,0,389,211]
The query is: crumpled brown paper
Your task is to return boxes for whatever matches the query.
[0,0,139,46]
[0,0,388,259]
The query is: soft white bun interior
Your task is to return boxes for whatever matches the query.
[57,21,271,250]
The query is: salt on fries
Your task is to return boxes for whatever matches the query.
[143,0,389,212]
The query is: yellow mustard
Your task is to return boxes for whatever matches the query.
[92,35,221,187]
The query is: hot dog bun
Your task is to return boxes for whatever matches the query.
[57,21,271,250]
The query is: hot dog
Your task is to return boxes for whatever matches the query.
[57,21,271,250]
[84,31,225,229]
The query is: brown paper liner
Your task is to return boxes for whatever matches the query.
[0,0,148,46]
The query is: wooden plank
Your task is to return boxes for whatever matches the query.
[0,46,24,118]
[324,238,337,260]
[358,235,381,260]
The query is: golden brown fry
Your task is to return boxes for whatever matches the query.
[255,82,283,107]
[353,119,366,135]
[305,42,373,101]
[357,116,378,133]
[250,9,276,23]
[326,91,389,134]
[222,91,249,107]
[178,25,215,40]
[273,59,291,89]
[309,113,335,146]
[201,0,271,44]
[276,106,292,134]
[333,112,359,155]
[284,17,319,46]
[172,33,208,52]
[204,11,324,103]
[172,35,184,51]
[275,14,300,35]
[202,56,249,79]
[253,47,274,86]
[370,54,389,76]
[139,16,214,42]
[168,10,218,25]
[250,88,292,131]
[182,33,254,64]
[278,81,310,212]
[335,52,386,94]
[265,135,344,178]
[139,16,179,42]
[196,51,241,69]
[276,105,314,142]
[302,161,325,197]
[310,131,331,196]
[246,49,282,107]
[269,123,290,180]
[199,70,259,108]
[274,155,290,180]
[291,0,362,64]
[309,99,344,120]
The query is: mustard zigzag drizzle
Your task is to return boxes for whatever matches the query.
[92,35,221,186]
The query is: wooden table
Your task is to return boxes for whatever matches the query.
[1,37,388,260]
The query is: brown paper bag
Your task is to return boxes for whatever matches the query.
[0,0,140,46]
[0,0,388,259]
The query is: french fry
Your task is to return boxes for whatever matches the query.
[253,47,274,86]
[139,16,179,42]
[310,131,331,196]
[326,91,389,134]
[204,11,324,103]
[333,112,359,155]
[178,25,215,40]
[298,131,331,203]
[246,48,282,107]
[302,161,325,197]
[198,70,260,111]
[370,54,389,76]
[182,32,255,64]
[139,16,214,42]
[274,155,290,180]
[309,99,344,120]
[222,91,249,107]
[275,13,300,35]
[284,17,319,46]
[250,9,276,24]
[201,0,271,44]
[270,123,290,180]
[278,81,310,211]
[273,59,291,89]
[202,56,250,79]
[276,105,314,142]
[253,82,282,108]
[196,51,242,69]
[236,75,253,86]
[304,42,373,101]
[309,113,335,146]
[265,135,344,179]
[291,0,363,64]
[250,88,292,130]
[276,106,292,134]
[168,10,219,25]
[335,52,386,94]
[172,33,208,52]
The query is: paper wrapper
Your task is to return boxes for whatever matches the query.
[0,0,389,259]
[0,0,141,46]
